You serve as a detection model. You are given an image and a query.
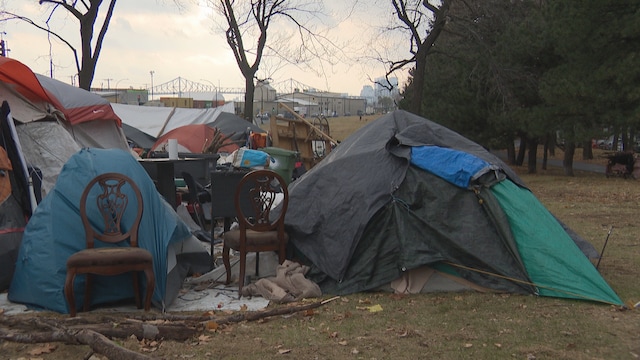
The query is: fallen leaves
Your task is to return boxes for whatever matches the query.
[28,343,57,355]
[355,304,383,313]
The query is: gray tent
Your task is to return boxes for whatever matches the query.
[207,112,265,143]
[284,110,622,305]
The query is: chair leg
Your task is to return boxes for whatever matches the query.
[222,245,232,284]
[83,273,93,313]
[238,251,246,299]
[255,252,260,277]
[132,272,142,309]
[64,271,77,317]
[143,266,155,312]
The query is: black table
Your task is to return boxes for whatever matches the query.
[209,169,251,267]
[138,157,214,208]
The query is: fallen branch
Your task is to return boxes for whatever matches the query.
[0,297,339,359]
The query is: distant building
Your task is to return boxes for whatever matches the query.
[253,81,278,116]
[160,97,193,108]
[276,88,366,118]
[93,88,148,105]
[374,76,399,100]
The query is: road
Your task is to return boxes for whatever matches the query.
[491,150,606,174]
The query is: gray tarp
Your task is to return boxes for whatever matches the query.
[285,111,525,284]
[284,110,604,297]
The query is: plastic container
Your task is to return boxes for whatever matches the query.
[260,147,298,185]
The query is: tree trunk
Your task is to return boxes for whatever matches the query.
[563,142,576,176]
[516,134,527,166]
[527,137,538,174]
[243,75,256,121]
[582,140,593,160]
[405,0,451,115]
[542,136,549,170]
[507,139,516,165]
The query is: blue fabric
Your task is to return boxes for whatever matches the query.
[8,148,191,313]
[410,146,492,188]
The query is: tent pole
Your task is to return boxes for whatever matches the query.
[596,226,613,270]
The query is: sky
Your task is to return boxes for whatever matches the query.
[1,0,409,98]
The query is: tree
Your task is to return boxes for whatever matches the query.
[400,1,564,173]
[209,0,337,121]
[540,0,640,174]
[383,0,452,115]
[1,0,118,90]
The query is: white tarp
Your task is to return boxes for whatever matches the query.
[112,102,236,138]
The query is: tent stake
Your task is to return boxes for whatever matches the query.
[596,226,613,270]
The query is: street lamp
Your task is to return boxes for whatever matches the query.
[149,71,155,101]
[115,78,128,103]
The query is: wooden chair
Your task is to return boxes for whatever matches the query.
[64,173,155,317]
[222,169,289,297]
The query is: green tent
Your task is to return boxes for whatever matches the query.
[284,110,621,305]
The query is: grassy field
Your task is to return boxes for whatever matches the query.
[2,114,639,359]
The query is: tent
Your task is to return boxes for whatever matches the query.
[206,111,265,143]
[112,103,265,147]
[112,102,237,138]
[0,57,129,195]
[8,148,208,313]
[150,124,239,155]
[123,123,157,150]
[0,101,31,291]
[285,110,622,305]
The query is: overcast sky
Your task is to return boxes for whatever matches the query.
[2,0,409,98]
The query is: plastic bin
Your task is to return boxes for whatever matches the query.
[260,147,298,185]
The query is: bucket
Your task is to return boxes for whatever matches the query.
[260,147,298,185]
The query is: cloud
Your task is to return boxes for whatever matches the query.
[3,0,408,96]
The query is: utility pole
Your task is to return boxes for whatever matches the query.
[0,32,7,57]
[150,70,155,101]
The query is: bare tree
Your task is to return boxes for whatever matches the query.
[1,0,118,90]
[209,0,339,120]
[384,0,452,115]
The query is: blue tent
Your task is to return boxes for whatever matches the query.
[8,148,193,313]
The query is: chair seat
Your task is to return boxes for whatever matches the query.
[67,247,153,268]
[224,229,289,250]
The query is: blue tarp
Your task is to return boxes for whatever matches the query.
[8,148,192,313]
[410,146,493,188]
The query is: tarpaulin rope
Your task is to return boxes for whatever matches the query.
[444,261,622,306]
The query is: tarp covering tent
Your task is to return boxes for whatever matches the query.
[122,123,157,150]
[285,110,622,305]
[0,101,31,291]
[206,111,265,143]
[112,103,265,148]
[150,124,239,155]
[0,57,129,195]
[8,148,203,313]
[112,102,237,138]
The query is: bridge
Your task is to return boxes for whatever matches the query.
[149,77,337,97]
[150,77,244,97]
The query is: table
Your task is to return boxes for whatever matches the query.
[209,169,251,267]
[138,157,215,208]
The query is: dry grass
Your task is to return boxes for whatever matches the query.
[2,115,639,360]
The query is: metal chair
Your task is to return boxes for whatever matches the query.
[222,169,289,298]
[64,173,155,317]
[181,171,207,229]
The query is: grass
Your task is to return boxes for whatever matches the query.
[2,115,639,359]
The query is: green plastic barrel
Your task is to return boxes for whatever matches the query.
[260,147,298,185]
